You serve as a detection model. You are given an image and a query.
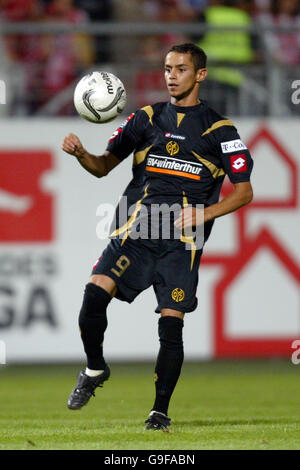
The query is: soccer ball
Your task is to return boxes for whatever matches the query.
[73,71,127,123]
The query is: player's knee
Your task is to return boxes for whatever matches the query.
[79,282,112,323]
[158,315,184,349]
[90,274,117,297]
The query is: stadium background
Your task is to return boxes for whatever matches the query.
[1,0,299,362]
[0,0,300,451]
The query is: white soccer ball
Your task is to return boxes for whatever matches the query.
[74,71,127,123]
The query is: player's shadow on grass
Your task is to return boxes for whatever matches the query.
[176,418,295,427]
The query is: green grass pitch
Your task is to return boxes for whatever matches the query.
[1,360,300,450]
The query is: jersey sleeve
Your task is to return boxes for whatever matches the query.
[214,125,254,183]
[106,109,149,161]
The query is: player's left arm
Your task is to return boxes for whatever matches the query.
[205,180,253,221]
[175,126,254,229]
[175,181,253,228]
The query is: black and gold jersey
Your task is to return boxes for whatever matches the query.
[106,100,253,241]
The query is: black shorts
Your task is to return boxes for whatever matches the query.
[92,237,203,313]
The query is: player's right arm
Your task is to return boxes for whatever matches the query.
[62,110,149,178]
[62,133,120,178]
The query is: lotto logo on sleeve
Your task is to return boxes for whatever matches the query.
[0,150,54,241]
[109,113,134,142]
[230,154,247,173]
[221,139,247,153]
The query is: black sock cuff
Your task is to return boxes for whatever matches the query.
[84,282,112,308]
[158,316,184,328]
[158,316,184,344]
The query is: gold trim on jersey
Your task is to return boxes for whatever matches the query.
[110,184,149,246]
[141,105,154,125]
[201,119,234,137]
[133,145,153,166]
[177,113,185,128]
[192,151,225,179]
[180,194,197,271]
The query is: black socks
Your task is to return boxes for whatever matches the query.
[78,285,184,416]
[78,283,112,370]
[152,316,184,416]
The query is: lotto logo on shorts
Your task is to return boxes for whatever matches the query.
[93,257,101,270]
[230,154,247,172]
[0,150,54,241]
[171,288,185,302]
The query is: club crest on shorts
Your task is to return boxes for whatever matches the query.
[166,141,179,156]
[171,288,185,302]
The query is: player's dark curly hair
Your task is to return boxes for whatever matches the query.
[167,43,207,70]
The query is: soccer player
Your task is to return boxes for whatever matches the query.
[62,43,253,432]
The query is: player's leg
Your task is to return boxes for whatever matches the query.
[86,238,155,376]
[145,309,184,431]
[146,241,203,430]
[79,274,116,374]
[68,237,156,411]
[67,274,116,410]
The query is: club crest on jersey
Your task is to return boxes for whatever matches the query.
[166,141,179,156]
[171,288,185,302]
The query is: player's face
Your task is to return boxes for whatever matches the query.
[164,52,206,101]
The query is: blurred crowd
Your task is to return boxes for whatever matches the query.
[0,0,299,115]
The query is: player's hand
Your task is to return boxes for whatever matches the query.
[174,207,206,230]
[62,133,86,159]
